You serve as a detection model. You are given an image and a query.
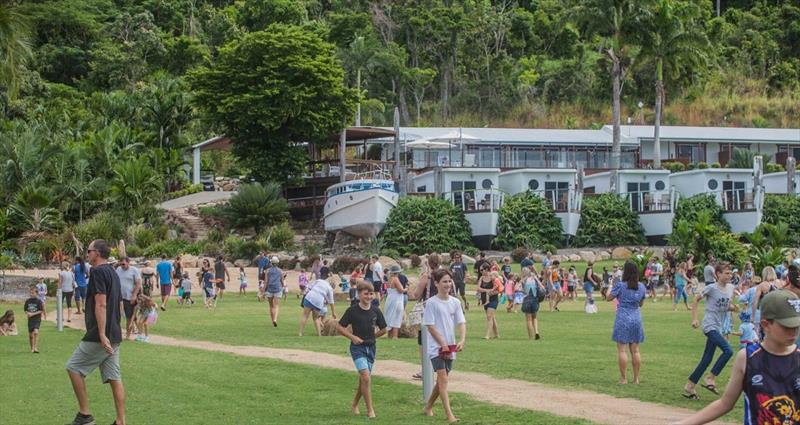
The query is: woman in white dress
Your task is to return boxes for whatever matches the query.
[384,265,406,339]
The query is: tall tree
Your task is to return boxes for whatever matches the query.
[641,0,709,168]
[0,1,32,99]
[573,0,650,170]
[189,25,356,184]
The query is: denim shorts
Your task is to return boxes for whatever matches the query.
[350,343,376,373]
[74,286,87,301]
[430,357,453,374]
[483,300,498,311]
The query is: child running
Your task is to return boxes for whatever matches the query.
[180,272,194,306]
[732,311,758,349]
[202,268,216,308]
[336,282,387,419]
[422,269,466,423]
[24,287,44,353]
[504,273,516,313]
[135,294,157,342]
[298,269,309,298]
[675,290,799,424]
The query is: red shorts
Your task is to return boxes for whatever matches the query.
[160,285,172,296]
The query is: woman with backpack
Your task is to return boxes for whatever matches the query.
[607,260,647,384]
[520,267,543,340]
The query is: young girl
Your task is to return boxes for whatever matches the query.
[338,272,350,295]
[0,310,17,336]
[238,266,247,296]
[732,311,758,349]
[567,267,578,301]
[548,265,562,312]
[135,294,157,343]
[512,275,525,313]
[298,269,309,298]
[504,273,516,313]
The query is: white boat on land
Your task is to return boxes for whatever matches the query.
[323,175,399,238]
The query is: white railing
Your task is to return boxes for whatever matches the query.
[444,188,505,213]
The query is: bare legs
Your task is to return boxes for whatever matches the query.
[424,369,457,423]
[525,313,539,340]
[268,296,280,326]
[616,343,641,384]
[351,370,375,418]
[298,307,322,336]
[483,308,499,339]
[68,371,126,425]
[29,329,39,352]
[388,327,399,339]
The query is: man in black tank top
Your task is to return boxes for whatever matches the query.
[675,290,800,425]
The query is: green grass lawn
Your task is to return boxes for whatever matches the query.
[0,311,591,425]
[98,289,743,422]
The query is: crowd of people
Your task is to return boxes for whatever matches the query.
[2,242,799,425]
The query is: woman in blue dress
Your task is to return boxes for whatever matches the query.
[607,260,647,384]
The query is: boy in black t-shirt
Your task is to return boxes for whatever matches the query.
[336,282,387,419]
[24,286,44,353]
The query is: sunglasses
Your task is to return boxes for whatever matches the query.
[87,249,97,253]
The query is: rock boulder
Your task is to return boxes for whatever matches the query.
[611,247,632,260]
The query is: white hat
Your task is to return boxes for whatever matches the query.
[271,256,279,264]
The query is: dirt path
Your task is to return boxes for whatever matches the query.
[47,315,731,425]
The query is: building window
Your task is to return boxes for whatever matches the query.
[778,145,800,159]
[675,143,705,163]
[544,181,569,211]
[708,179,718,190]
[626,182,650,212]
[722,180,747,210]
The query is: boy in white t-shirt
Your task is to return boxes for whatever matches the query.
[422,269,466,423]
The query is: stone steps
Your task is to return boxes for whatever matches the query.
[168,208,210,241]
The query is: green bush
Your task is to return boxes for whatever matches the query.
[687,163,696,170]
[665,162,686,173]
[668,211,748,267]
[674,194,730,232]
[127,224,164,249]
[71,212,126,250]
[332,256,366,274]
[219,182,288,233]
[223,235,260,260]
[382,197,472,256]
[697,162,709,169]
[574,194,645,247]
[142,239,201,258]
[765,163,785,173]
[494,192,563,250]
[409,254,422,267]
[381,248,401,259]
[762,194,800,245]
[510,247,529,263]
[126,245,143,258]
[541,243,559,255]
[463,246,480,257]
[166,184,203,200]
[255,222,295,251]
[710,162,722,168]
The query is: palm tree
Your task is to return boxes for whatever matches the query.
[220,183,289,234]
[640,0,709,168]
[109,156,163,216]
[572,0,651,170]
[0,2,32,100]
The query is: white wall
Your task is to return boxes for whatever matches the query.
[498,170,576,195]
[411,171,434,193]
[583,171,612,193]
[763,172,799,194]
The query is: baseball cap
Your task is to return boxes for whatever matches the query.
[271,256,279,264]
[760,290,800,328]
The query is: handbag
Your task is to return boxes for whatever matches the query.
[408,302,425,326]
[521,288,536,313]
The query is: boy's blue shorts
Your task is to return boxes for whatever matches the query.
[350,343,375,373]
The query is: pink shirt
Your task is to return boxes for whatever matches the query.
[505,280,515,296]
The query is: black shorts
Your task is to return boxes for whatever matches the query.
[430,357,453,374]
[122,299,135,320]
[215,280,226,290]
[417,330,422,346]
[454,281,465,296]
[28,320,41,333]
[371,280,381,294]
[182,291,191,299]
[62,291,74,308]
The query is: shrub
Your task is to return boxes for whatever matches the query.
[126,245,143,258]
[127,224,161,249]
[219,182,288,233]
[382,197,472,256]
[410,254,422,268]
[574,194,646,247]
[256,222,295,251]
[332,256,366,274]
[166,184,203,200]
[494,192,563,250]
[71,212,126,250]
[510,247,529,263]
[686,163,696,170]
[762,194,800,245]
[668,211,748,267]
[223,235,260,260]
[463,246,480,257]
[765,163,785,173]
[665,162,686,173]
[697,162,709,169]
[541,243,559,255]
[381,248,401,259]
[674,194,729,232]
[142,239,201,258]
[710,162,721,168]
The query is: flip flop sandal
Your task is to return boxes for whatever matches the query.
[700,384,720,395]
[681,392,700,400]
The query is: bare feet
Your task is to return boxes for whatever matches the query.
[423,407,434,417]
[447,415,459,423]
[351,405,360,415]
[633,379,640,384]
[367,411,376,418]
[619,378,628,384]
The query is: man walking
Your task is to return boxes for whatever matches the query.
[65,240,125,425]
[156,254,173,311]
[449,252,470,310]
[214,255,230,300]
[115,257,141,340]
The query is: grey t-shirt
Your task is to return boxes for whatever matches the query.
[59,270,75,292]
[700,283,733,334]
[115,266,141,301]
[180,278,193,292]
[703,264,715,283]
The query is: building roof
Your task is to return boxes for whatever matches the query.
[606,125,800,143]
[377,127,635,146]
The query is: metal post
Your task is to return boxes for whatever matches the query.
[56,288,63,332]
[421,327,434,401]
[393,108,400,181]
[192,147,201,185]
[339,128,347,183]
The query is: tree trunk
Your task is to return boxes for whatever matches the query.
[441,61,451,120]
[355,68,362,126]
[398,87,411,125]
[653,59,664,169]
[610,50,622,170]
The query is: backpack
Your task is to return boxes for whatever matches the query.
[536,284,546,303]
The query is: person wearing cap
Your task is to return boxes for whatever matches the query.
[674,290,799,424]
[383,265,406,339]
[265,256,285,327]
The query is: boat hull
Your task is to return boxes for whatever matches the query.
[324,187,398,238]
[555,212,581,236]
[465,211,498,249]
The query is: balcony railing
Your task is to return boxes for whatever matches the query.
[444,188,505,213]
[621,191,674,213]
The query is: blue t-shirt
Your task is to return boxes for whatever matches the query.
[74,264,89,287]
[266,267,283,293]
[258,256,270,274]
[520,258,534,269]
[156,261,173,285]
[203,272,214,289]
[738,322,756,345]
